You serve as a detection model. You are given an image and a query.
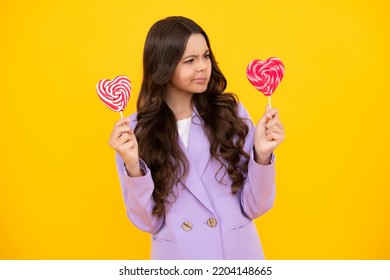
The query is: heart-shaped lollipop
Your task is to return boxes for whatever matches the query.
[246,57,284,106]
[96,75,131,117]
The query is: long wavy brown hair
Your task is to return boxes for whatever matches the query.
[135,16,250,217]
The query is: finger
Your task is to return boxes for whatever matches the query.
[259,106,272,126]
[117,141,135,153]
[265,131,284,142]
[266,122,285,135]
[116,125,132,135]
[267,121,284,134]
[111,125,133,140]
[118,131,135,144]
[260,107,279,125]
[111,131,131,147]
[266,115,280,128]
[266,108,279,119]
[115,117,131,128]
[112,135,136,151]
[111,130,128,144]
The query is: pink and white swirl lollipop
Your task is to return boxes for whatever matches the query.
[246,57,284,107]
[96,75,131,118]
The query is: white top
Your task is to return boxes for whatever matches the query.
[177,117,192,149]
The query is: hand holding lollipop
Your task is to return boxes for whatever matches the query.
[99,75,141,175]
[247,57,285,163]
[96,75,131,118]
[246,57,284,108]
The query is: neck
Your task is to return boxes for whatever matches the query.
[164,90,193,121]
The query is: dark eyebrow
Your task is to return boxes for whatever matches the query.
[183,50,210,60]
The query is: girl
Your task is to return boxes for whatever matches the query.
[109,16,285,259]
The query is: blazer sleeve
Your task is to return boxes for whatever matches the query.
[237,103,276,219]
[115,115,164,234]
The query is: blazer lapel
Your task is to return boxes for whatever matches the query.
[178,109,215,214]
[187,110,210,177]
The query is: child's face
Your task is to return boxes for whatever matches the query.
[168,33,212,96]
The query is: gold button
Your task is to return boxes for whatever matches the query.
[207,218,217,228]
[182,221,192,231]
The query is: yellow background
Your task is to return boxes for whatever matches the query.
[1,0,389,259]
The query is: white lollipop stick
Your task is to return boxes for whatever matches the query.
[268,96,272,109]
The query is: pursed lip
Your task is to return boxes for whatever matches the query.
[193,77,208,83]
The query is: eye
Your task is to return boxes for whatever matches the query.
[185,59,194,64]
[204,53,210,59]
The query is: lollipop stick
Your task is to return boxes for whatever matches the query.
[120,111,124,119]
[267,96,273,121]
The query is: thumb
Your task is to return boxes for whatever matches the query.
[259,105,271,125]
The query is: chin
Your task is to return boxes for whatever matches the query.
[192,85,208,94]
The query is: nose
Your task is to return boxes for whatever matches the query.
[197,59,208,72]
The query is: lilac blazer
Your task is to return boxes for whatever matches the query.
[115,103,276,259]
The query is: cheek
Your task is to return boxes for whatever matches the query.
[170,68,191,88]
[178,68,194,82]
[171,67,184,84]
